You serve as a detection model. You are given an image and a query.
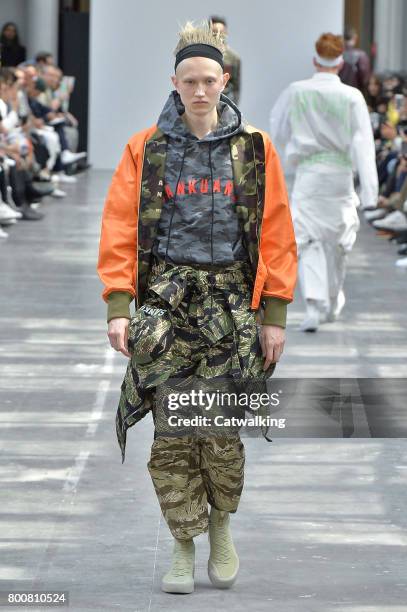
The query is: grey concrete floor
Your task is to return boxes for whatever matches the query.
[1,170,407,612]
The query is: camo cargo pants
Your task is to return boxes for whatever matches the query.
[117,255,275,539]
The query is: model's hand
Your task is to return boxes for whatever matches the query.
[107,318,131,358]
[260,325,285,370]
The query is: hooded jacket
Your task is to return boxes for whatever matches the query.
[97,92,297,327]
[154,90,247,265]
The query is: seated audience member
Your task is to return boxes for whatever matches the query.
[35,51,55,68]
[25,68,86,171]
[0,68,66,224]
[37,64,79,153]
[0,48,89,235]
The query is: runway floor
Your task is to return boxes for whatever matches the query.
[1,170,407,611]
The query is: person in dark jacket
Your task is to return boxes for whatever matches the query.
[0,22,26,67]
[209,15,241,105]
[338,25,371,92]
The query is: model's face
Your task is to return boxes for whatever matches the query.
[171,57,229,117]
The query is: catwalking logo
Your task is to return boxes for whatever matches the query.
[166,389,286,429]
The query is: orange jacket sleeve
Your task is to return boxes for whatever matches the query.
[260,132,298,302]
[97,142,139,303]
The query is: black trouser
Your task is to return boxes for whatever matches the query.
[0,163,27,208]
[0,164,8,202]
[7,166,27,208]
[7,165,42,208]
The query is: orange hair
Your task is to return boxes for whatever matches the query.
[315,33,344,59]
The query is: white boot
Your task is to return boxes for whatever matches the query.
[208,507,239,589]
[299,299,320,332]
[161,537,195,594]
[326,290,346,322]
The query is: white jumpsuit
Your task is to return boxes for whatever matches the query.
[270,72,378,312]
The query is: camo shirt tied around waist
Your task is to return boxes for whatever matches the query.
[115,257,275,463]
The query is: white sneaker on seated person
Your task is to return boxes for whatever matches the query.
[50,188,67,198]
[395,257,407,268]
[60,150,87,166]
[372,211,407,231]
[52,172,77,184]
[364,208,387,222]
[0,201,22,221]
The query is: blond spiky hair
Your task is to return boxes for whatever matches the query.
[174,20,225,56]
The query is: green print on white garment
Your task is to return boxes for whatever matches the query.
[291,90,352,134]
[298,150,352,169]
[290,90,354,170]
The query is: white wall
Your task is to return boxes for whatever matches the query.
[89,0,344,169]
[374,0,407,73]
[25,0,59,61]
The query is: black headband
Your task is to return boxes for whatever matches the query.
[174,43,224,72]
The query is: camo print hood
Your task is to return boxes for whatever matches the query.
[157,89,245,141]
[153,88,249,322]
